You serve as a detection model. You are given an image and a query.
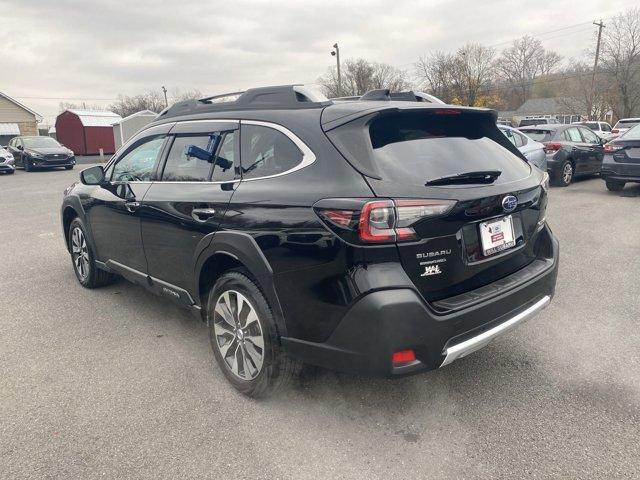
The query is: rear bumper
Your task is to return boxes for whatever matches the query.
[282,226,559,376]
[601,159,640,183]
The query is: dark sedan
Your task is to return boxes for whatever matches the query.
[520,124,605,186]
[600,124,640,191]
[7,136,75,172]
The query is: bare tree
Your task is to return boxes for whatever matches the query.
[319,58,409,97]
[109,91,166,117]
[171,88,203,102]
[59,101,104,112]
[498,36,562,106]
[599,8,640,118]
[415,51,457,102]
[454,43,496,106]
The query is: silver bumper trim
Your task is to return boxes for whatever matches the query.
[440,295,551,367]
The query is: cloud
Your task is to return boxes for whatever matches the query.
[0,0,637,123]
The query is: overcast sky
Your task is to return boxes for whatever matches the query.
[1,0,636,124]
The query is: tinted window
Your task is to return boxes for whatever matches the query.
[580,127,600,144]
[162,135,214,181]
[521,129,553,142]
[353,111,529,186]
[240,125,303,179]
[212,132,237,182]
[519,119,546,127]
[111,136,165,182]
[601,123,611,132]
[582,122,599,130]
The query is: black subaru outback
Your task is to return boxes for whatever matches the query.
[61,86,559,397]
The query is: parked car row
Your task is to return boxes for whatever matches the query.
[0,136,75,174]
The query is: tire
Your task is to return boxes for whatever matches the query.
[605,180,625,191]
[65,165,74,170]
[207,271,300,397]
[6,170,14,174]
[23,158,32,172]
[68,218,116,288]
[551,160,573,187]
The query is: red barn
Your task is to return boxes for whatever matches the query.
[55,110,122,155]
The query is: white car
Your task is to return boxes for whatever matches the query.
[499,125,547,171]
[0,146,15,174]
[573,121,614,141]
[612,118,640,137]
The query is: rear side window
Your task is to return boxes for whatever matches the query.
[579,127,600,144]
[240,125,303,179]
[162,135,213,181]
[328,110,530,187]
[563,128,583,143]
[521,129,553,142]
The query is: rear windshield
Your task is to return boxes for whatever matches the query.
[520,129,553,142]
[581,122,599,130]
[519,119,546,127]
[327,110,530,186]
[615,120,640,128]
[620,124,640,140]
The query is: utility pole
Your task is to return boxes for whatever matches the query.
[589,20,605,120]
[161,86,168,107]
[331,43,341,97]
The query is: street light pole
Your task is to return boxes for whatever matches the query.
[589,20,605,120]
[331,43,341,97]
[161,86,168,108]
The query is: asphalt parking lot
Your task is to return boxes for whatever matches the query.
[1,167,639,479]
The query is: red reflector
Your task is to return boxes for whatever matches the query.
[434,109,461,115]
[323,209,354,227]
[392,349,416,365]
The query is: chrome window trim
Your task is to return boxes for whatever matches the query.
[129,118,317,184]
[239,119,316,182]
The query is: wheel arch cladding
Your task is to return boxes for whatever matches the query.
[195,232,287,336]
[62,206,80,251]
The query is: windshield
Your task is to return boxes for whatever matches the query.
[582,122,599,130]
[22,137,62,148]
[521,129,554,142]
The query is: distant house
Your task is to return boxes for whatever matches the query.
[500,97,590,127]
[55,110,122,155]
[0,91,42,145]
[112,110,157,150]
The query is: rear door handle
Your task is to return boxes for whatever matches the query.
[125,201,140,212]
[191,208,216,222]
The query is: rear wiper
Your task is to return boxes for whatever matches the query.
[425,170,502,186]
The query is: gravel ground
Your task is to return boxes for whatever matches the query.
[1,167,639,479]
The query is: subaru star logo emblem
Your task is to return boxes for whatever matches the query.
[502,195,518,212]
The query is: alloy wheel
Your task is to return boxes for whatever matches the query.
[71,227,90,279]
[563,163,573,184]
[213,290,265,380]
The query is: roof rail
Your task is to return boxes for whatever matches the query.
[157,85,331,119]
[358,89,445,104]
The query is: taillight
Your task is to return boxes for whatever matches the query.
[543,142,562,154]
[316,198,456,244]
[612,128,619,134]
[604,143,623,153]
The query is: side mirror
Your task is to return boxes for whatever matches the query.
[80,165,105,185]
